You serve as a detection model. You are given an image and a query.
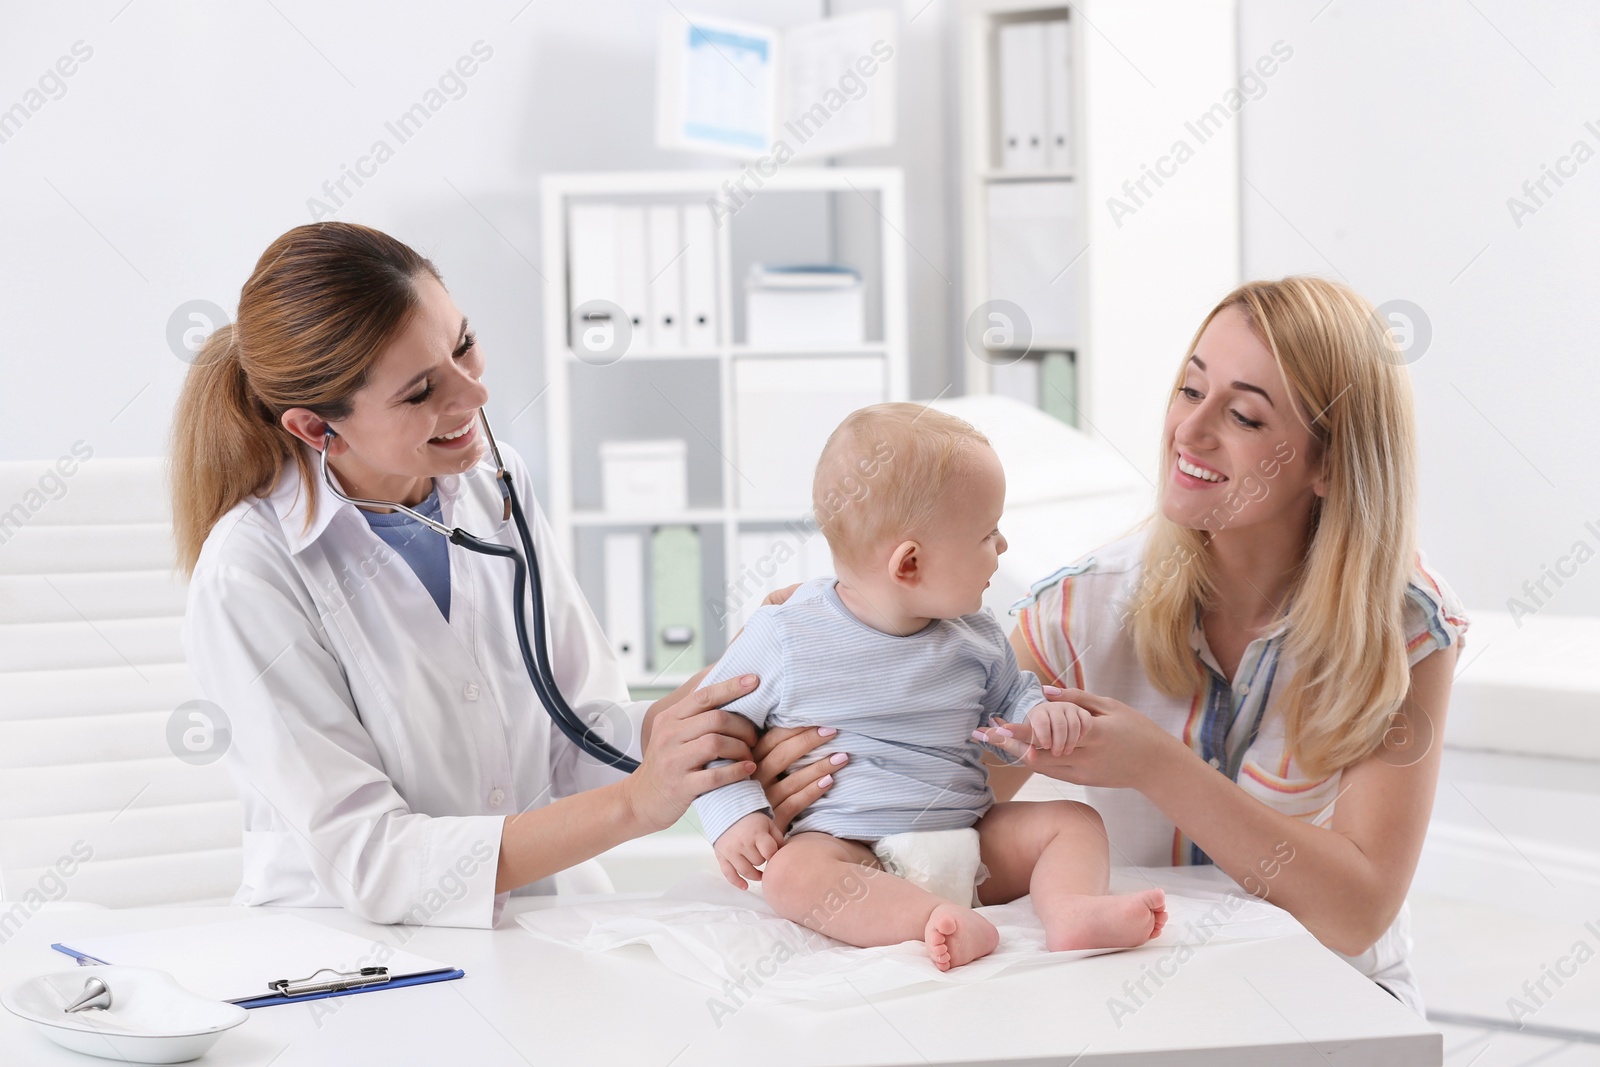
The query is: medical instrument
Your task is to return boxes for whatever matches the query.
[318,410,640,772]
[63,977,111,1013]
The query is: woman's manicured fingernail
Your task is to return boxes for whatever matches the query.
[995,728,1014,738]
[741,674,757,687]
[829,752,848,765]
[971,730,987,741]
[817,726,837,737]
[817,774,833,788]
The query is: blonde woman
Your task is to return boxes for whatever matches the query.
[965,277,1468,1012]
[758,277,1466,1009]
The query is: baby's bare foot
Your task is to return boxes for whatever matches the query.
[1043,889,1167,952]
[1149,893,1169,940]
[924,903,999,971]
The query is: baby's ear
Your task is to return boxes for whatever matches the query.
[888,539,922,582]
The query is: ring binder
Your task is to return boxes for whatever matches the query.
[268,967,391,998]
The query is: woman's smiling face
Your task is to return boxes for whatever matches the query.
[1159,304,1325,534]
[290,272,493,507]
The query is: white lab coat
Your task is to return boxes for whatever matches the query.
[181,442,646,929]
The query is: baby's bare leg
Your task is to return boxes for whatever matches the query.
[762,832,998,970]
[977,801,1167,951]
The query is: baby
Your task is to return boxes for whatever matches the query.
[692,403,1166,970]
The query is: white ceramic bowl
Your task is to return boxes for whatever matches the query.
[2,966,249,1063]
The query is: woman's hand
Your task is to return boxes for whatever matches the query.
[973,686,1180,790]
[623,674,761,834]
[752,725,845,833]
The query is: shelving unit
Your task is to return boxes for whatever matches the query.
[958,0,1241,471]
[959,3,1080,429]
[540,168,909,691]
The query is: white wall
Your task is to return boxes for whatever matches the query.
[1078,0,1241,482]
[0,0,961,506]
[8,0,1593,624]
[1235,0,1600,919]
[1237,0,1600,618]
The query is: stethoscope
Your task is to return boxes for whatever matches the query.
[318,409,640,772]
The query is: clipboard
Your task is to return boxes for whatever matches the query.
[52,914,465,1009]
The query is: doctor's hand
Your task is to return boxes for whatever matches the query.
[713,811,785,890]
[971,686,1178,790]
[624,674,762,834]
[761,583,802,608]
[752,726,846,833]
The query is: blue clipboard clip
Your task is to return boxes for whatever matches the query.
[268,966,390,997]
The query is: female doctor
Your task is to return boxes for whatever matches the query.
[171,222,831,928]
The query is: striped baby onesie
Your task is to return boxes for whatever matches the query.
[692,577,1047,845]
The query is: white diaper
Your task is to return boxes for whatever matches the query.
[869,828,989,908]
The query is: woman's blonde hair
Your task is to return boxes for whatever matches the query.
[813,402,991,572]
[1129,277,1418,777]
[170,222,442,574]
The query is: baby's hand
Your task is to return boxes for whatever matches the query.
[713,812,784,890]
[1023,700,1092,756]
[973,701,1092,757]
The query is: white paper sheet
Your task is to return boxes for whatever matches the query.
[516,868,1304,1005]
[780,10,897,158]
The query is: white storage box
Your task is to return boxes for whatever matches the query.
[745,265,865,348]
[600,439,687,515]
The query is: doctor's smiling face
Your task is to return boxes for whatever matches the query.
[281,273,489,509]
[1159,304,1324,536]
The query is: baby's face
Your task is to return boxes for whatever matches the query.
[905,445,1009,618]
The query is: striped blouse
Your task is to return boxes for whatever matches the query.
[1009,529,1469,868]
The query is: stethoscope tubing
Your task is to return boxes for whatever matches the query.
[318,410,641,773]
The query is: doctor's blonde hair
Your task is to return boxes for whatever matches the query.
[1129,277,1419,778]
[170,222,442,574]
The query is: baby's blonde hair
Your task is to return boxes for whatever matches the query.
[812,402,991,572]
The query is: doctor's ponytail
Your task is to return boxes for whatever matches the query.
[170,323,286,573]
[170,222,441,574]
